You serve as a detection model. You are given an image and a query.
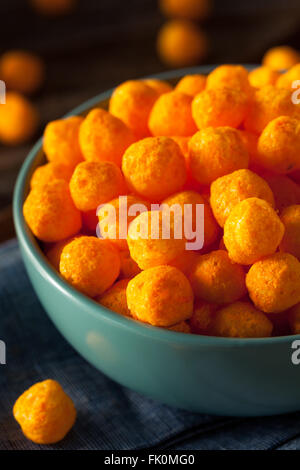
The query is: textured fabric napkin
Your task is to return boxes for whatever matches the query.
[0,239,300,450]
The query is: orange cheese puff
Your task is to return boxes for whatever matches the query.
[60,236,120,297]
[109,80,159,140]
[13,379,76,445]
[143,78,173,95]
[170,136,201,191]
[175,74,206,96]
[288,303,300,334]
[263,174,300,213]
[188,250,246,304]
[263,46,300,71]
[248,66,280,88]
[0,92,38,145]
[149,91,197,137]
[276,63,300,89]
[159,0,211,20]
[119,250,141,280]
[239,130,259,167]
[224,198,284,265]
[210,169,275,228]
[167,321,191,333]
[97,279,131,317]
[127,210,186,270]
[122,136,187,201]
[43,116,83,167]
[246,253,300,313]
[30,0,76,15]
[206,65,252,96]
[162,190,219,248]
[192,87,248,129]
[30,162,74,189]
[244,85,300,135]
[168,250,198,276]
[157,20,207,68]
[0,50,44,94]
[189,300,217,335]
[69,161,125,212]
[279,205,300,259]
[211,302,273,338]
[126,265,193,327]
[188,127,249,186]
[23,180,81,242]
[81,210,98,234]
[257,116,300,174]
[98,195,150,251]
[79,108,134,166]
[44,235,81,271]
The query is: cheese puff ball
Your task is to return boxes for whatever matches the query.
[248,66,280,88]
[60,236,120,297]
[0,92,38,145]
[122,137,187,201]
[81,210,98,233]
[211,302,273,338]
[109,80,159,140]
[210,169,275,228]
[188,127,249,186]
[192,87,248,129]
[189,300,217,335]
[143,78,173,95]
[170,136,201,191]
[188,250,247,304]
[79,108,135,166]
[162,190,219,248]
[44,116,83,167]
[157,20,207,68]
[13,379,76,445]
[206,65,252,96]
[168,250,198,276]
[277,63,300,89]
[224,197,284,265]
[246,253,300,313]
[263,174,300,213]
[257,116,300,174]
[263,46,300,71]
[0,50,44,95]
[97,279,131,317]
[44,235,81,271]
[244,85,300,135]
[159,0,211,20]
[69,161,125,212]
[119,250,141,280]
[127,210,186,270]
[149,91,197,137]
[175,74,206,96]
[239,130,259,167]
[30,162,74,189]
[126,265,193,327]
[279,205,300,259]
[30,0,76,16]
[98,195,150,250]
[23,180,81,242]
[288,303,300,334]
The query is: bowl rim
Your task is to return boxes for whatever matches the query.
[13,65,299,347]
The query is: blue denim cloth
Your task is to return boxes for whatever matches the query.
[0,239,300,450]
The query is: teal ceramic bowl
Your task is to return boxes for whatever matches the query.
[13,66,300,416]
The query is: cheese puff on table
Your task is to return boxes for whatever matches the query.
[0,50,44,94]
[0,92,38,145]
[188,127,249,186]
[246,253,300,313]
[23,180,81,242]
[188,250,247,304]
[13,380,76,445]
[122,136,187,201]
[97,279,131,317]
[126,265,193,327]
[224,197,284,265]
[43,116,83,167]
[59,236,120,297]
[159,0,211,20]
[279,205,300,259]
[210,169,275,228]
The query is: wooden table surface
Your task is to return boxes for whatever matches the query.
[1,0,300,242]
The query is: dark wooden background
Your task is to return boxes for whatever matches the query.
[1,0,300,242]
